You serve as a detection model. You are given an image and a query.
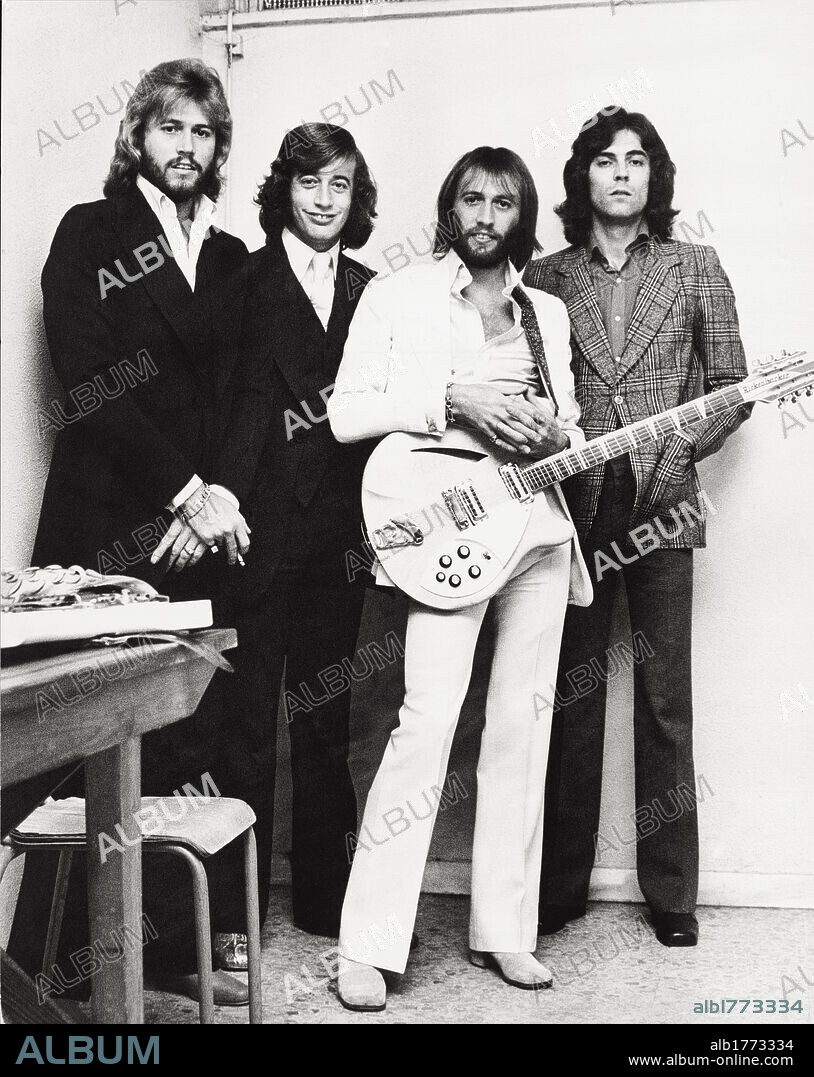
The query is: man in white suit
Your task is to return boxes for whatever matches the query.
[328,147,591,1011]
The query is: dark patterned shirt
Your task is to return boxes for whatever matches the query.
[587,229,651,364]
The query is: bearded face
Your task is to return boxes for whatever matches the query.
[139,98,219,205]
[450,168,522,269]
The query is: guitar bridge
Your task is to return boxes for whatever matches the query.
[441,489,470,531]
[499,463,534,503]
[441,480,488,530]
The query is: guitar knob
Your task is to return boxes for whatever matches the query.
[457,545,470,559]
[439,555,452,568]
[436,572,446,583]
[468,565,481,579]
[449,574,461,588]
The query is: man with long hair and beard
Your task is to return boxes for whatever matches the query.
[326,147,592,1011]
[6,59,253,1006]
[524,108,751,948]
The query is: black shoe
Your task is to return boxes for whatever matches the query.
[147,970,249,1006]
[538,904,586,935]
[653,912,698,947]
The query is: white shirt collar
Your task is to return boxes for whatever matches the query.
[136,174,217,235]
[445,249,523,299]
[282,226,340,285]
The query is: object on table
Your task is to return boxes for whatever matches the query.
[0,565,212,648]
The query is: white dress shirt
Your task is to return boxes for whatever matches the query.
[135,175,237,513]
[447,251,541,396]
[281,226,339,330]
[136,174,216,291]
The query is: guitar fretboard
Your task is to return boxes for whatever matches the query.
[523,383,747,491]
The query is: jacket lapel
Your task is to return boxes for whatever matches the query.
[616,242,682,379]
[554,250,617,386]
[247,238,322,404]
[111,190,200,358]
[201,232,250,399]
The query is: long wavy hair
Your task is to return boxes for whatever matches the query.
[255,123,377,249]
[556,108,679,247]
[432,146,542,270]
[103,59,232,201]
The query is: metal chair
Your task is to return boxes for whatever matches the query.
[1,796,262,1024]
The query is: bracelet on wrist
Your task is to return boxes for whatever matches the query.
[177,482,211,522]
[445,382,456,425]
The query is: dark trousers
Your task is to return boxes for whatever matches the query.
[541,458,698,916]
[193,496,366,937]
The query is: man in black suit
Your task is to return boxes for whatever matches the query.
[6,59,252,1005]
[186,124,378,943]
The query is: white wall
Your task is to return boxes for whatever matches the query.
[206,0,814,906]
[2,0,812,910]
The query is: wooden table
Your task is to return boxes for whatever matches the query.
[1,627,236,1024]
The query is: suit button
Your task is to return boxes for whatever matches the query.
[449,574,461,588]
[614,394,624,405]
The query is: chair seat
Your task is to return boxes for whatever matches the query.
[11,796,256,858]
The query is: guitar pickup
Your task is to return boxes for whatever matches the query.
[456,480,488,523]
[498,463,534,502]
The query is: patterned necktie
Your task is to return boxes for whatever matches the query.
[306,251,334,330]
[511,285,559,415]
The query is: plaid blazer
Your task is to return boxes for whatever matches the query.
[523,238,751,548]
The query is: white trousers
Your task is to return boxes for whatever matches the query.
[339,511,572,974]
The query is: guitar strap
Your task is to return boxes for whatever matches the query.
[511,285,559,416]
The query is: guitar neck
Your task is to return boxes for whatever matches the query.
[522,382,748,491]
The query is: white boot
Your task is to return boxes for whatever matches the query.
[470,950,553,989]
[336,955,386,1011]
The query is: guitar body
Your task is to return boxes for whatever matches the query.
[362,428,574,610]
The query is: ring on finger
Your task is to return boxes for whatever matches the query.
[210,545,219,555]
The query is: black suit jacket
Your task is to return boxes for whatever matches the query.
[32,188,248,587]
[216,233,375,601]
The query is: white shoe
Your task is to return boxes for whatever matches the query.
[336,955,386,1011]
[470,950,554,990]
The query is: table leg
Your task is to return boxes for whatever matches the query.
[85,735,143,1024]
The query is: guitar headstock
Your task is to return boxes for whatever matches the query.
[741,350,814,406]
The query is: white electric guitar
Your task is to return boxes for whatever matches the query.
[362,350,813,611]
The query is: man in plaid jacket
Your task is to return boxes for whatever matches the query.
[524,108,751,947]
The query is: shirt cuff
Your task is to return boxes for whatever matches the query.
[168,475,203,511]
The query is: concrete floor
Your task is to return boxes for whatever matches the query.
[139,888,814,1025]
